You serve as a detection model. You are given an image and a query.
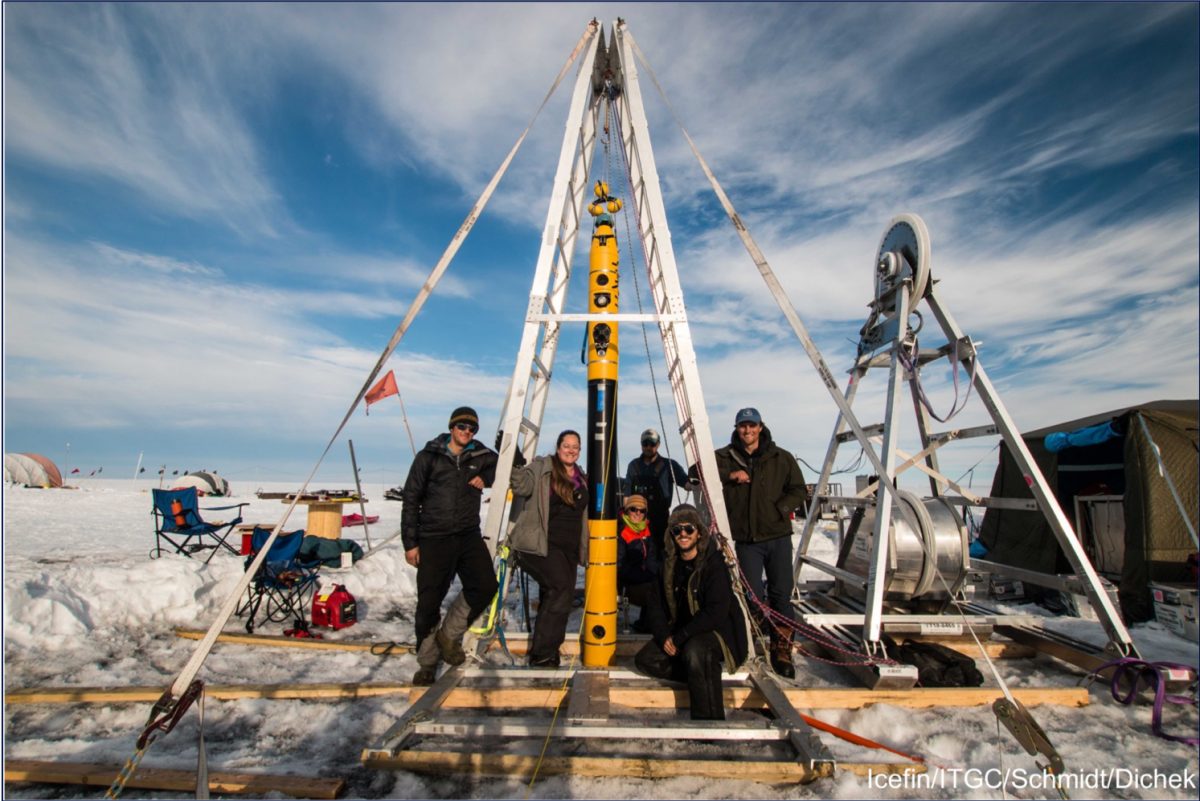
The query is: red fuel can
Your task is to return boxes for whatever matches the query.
[312,584,358,630]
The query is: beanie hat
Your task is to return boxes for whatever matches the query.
[449,406,479,430]
[624,494,648,511]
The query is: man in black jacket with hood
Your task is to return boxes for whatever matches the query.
[401,406,499,685]
[714,407,808,679]
[635,504,748,720]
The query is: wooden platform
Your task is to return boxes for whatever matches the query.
[5,682,1089,709]
[3,760,344,799]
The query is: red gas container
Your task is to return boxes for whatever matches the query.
[312,584,358,630]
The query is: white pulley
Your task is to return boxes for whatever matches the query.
[874,213,931,315]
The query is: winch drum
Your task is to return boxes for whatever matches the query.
[838,490,969,601]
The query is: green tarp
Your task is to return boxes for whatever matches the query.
[979,400,1198,622]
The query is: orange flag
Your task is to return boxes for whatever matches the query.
[365,370,399,415]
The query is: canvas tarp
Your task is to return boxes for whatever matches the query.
[4,454,64,488]
[170,471,231,497]
[979,400,1198,622]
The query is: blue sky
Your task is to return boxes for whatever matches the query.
[4,3,1197,492]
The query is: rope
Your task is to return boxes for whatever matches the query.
[897,336,977,424]
[104,744,149,799]
[141,17,601,752]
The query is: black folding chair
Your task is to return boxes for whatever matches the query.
[151,487,246,564]
[235,527,322,633]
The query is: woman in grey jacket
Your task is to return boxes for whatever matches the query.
[508,430,589,667]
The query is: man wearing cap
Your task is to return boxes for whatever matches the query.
[401,407,500,685]
[625,428,694,560]
[713,407,808,679]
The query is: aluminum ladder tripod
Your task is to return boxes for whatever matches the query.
[365,20,834,777]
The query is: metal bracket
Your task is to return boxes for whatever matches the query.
[993,696,1065,776]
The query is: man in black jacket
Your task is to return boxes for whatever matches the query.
[634,504,748,720]
[714,407,808,679]
[402,407,499,685]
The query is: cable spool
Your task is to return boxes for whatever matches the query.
[838,490,968,602]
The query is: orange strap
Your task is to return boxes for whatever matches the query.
[800,712,925,764]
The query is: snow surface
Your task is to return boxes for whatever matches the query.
[3,479,1197,799]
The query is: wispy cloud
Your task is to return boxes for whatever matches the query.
[4,5,285,236]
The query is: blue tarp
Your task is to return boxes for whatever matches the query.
[1044,420,1120,453]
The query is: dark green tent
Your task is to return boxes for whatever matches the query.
[978,399,1198,622]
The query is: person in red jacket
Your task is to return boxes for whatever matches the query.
[617,494,659,632]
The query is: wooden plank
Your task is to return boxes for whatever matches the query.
[907,637,1035,659]
[3,760,344,799]
[365,752,821,783]
[173,627,651,657]
[6,682,411,704]
[840,762,926,777]
[424,685,1089,710]
[8,682,1088,710]
[174,628,414,654]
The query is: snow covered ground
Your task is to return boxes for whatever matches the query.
[4,479,1197,799]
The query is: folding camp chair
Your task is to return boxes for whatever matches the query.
[151,487,247,564]
[235,527,322,633]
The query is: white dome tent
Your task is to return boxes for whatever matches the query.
[170,471,231,497]
[4,453,64,488]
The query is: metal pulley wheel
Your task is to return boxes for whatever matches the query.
[874,213,931,315]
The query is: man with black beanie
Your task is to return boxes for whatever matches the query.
[401,406,499,685]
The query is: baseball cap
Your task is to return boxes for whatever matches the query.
[640,428,660,444]
[734,407,762,426]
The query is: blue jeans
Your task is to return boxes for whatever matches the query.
[734,536,795,623]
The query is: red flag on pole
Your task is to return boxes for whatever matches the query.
[365,370,399,415]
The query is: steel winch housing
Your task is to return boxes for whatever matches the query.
[837,490,969,602]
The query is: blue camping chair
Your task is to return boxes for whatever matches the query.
[151,487,247,564]
[235,527,322,633]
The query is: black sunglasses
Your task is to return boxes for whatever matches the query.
[625,507,646,515]
[641,440,658,447]
[453,422,478,432]
[670,524,697,537]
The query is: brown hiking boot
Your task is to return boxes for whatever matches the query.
[412,664,438,686]
[435,628,466,666]
[770,631,796,680]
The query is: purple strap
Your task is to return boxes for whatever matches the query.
[1096,658,1199,746]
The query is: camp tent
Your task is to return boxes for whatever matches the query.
[978,399,1198,622]
[171,471,231,497]
[4,453,64,488]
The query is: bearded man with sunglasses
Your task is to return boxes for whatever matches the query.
[634,504,748,720]
[401,406,500,685]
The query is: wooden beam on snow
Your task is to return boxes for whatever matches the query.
[3,760,344,799]
[6,682,410,704]
[364,751,826,783]
[8,682,1088,710]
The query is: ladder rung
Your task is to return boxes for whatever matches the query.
[836,424,885,443]
[520,418,541,436]
[532,355,550,377]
